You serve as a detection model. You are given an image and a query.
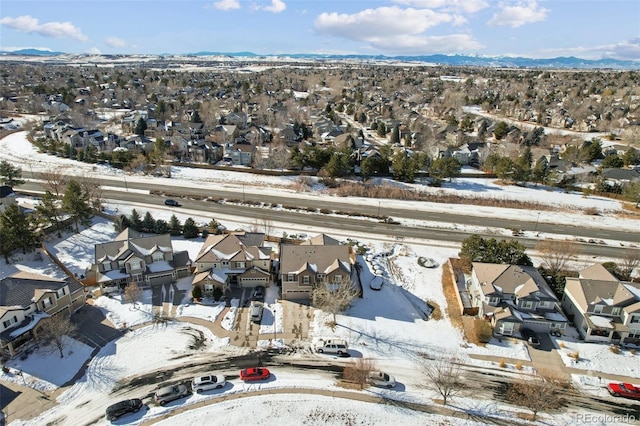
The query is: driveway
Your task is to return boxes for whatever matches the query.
[70,303,122,348]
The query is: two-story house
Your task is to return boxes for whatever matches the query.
[562,263,640,344]
[87,228,191,289]
[192,232,272,296]
[468,262,567,336]
[279,234,356,302]
[0,271,85,358]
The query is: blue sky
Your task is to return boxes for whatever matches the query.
[1,1,639,59]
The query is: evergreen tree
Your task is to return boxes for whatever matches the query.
[322,152,351,178]
[129,209,143,232]
[169,214,182,236]
[61,180,92,233]
[459,235,531,266]
[390,124,400,145]
[493,121,509,140]
[288,145,305,171]
[495,157,515,182]
[0,204,40,261]
[0,160,25,187]
[135,117,147,136]
[155,218,169,234]
[601,154,624,169]
[531,160,548,186]
[35,191,64,237]
[513,148,532,184]
[182,217,199,238]
[429,156,462,185]
[192,110,202,123]
[142,211,155,233]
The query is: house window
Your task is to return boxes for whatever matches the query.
[118,260,125,269]
[611,307,621,316]
[538,301,552,309]
[593,305,603,314]
[222,260,230,267]
[2,316,18,328]
[152,252,164,262]
[103,262,112,271]
[287,273,295,282]
[521,300,534,310]
[43,297,53,308]
[303,276,310,284]
[237,262,246,269]
[631,315,640,324]
[56,287,66,298]
[199,264,205,270]
[317,273,326,281]
[204,284,214,293]
[334,275,342,283]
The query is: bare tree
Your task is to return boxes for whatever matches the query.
[619,249,640,281]
[124,282,143,308]
[535,239,580,276]
[343,357,376,388]
[38,313,78,358]
[506,370,568,421]
[420,354,465,405]
[312,282,359,324]
[78,173,103,212]
[41,168,67,198]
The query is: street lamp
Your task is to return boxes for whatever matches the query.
[272,307,277,345]
[534,212,541,232]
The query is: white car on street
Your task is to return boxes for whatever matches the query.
[191,374,226,393]
[368,371,396,388]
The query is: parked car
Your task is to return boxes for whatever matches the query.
[250,301,264,323]
[368,371,396,388]
[315,339,349,356]
[252,285,265,301]
[608,382,640,400]
[105,398,144,421]
[240,367,270,381]
[520,328,540,347]
[164,199,181,207]
[191,374,226,393]
[154,384,190,405]
[369,276,383,291]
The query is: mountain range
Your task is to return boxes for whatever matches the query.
[2,49,638,70]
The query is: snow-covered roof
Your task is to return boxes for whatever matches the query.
[9,312,50,338]
[588,315,613,329]
[147,261,173,273]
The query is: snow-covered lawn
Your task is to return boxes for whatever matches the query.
[556,337,640,378]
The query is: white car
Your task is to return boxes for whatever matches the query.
[191,374,226,393]
[368,371,396,388]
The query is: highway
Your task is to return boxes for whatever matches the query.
[18,176,639,259]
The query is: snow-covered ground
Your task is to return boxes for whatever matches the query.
[2,124,639,425]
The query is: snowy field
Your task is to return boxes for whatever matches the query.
[1,123,640,425]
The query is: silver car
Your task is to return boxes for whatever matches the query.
[368,371,396,388]
[191,374,226,393]
[154,384,190,406]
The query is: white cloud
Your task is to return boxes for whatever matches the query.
[488,1,548,28]
[86,47,101,55]
[262,0,286,13]
[0,15,88,42]
[315,6,455,41]
[393,0,489,14]
[104,37,126,48]
[212,0,240,11]
[367,34,483,55]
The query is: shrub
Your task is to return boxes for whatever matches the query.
[213,287,223,301]
[499,358,507,368]
[569,351,580,361]
[191,286,202,300]
[584,207,600,216]
[515,361,523,371]
[610,345,621,354]
[474,319,494,343]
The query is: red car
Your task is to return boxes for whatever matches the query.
[240,367,270,381]
[607,382,640,400]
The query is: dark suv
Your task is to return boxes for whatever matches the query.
[105,398,144,421]
[252,285,265,301]
[520,328,540,347]
[164,199,181,207]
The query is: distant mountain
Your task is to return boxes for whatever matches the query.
[0,48,65,56]
[2,48,638,69]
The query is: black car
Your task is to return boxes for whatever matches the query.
[252,285,265,301]
[520,328,540,347]
[105,398,144,421]
[164,199,181,207]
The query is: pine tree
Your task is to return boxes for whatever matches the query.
[135,117,147,136]
[61,180,93,233]
[142,211,155,233]
[169,214,182,236]
[155,218,169,234]
[35,191,64,237]
[182,217,199,238]
[129,209,143,232]
[0,160,25,187]
[0,204,40,261]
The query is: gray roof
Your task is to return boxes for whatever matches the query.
[601,168,640,182]
[95,232,173,262]
[0,272,79,307]
[280,245,350,276]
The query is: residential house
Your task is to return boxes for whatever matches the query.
[468,262,567,336]
[279,234,356,302]
[562,264,640,344]
[279,126,303,146]
[192,232,272,296]
[212,124,239,144]
[87,228,191,289]
[600,168,640,186]
[0,271,85,358]
[0,185,16,213]
[229,141,255,166]
[224,111,248,127]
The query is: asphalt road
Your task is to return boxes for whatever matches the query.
[17,176,640,259]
